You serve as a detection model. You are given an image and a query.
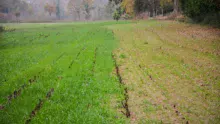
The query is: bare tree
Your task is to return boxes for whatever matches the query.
[82,0,95,20]
[68,0,83,20]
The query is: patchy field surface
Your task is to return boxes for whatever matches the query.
[0,20,219,124]
[108,20,220,123]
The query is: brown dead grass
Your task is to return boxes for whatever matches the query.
[107,20,220,124]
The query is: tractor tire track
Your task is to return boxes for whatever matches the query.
[68,46,86,68]
[0,53,65,109]
[25,88,54,124]
[92,47,98,73]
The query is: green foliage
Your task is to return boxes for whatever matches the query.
[0,26,4,32]
[0,26,16,32]
[109,0,122,5]
[134,0,148,13]
[180,0,220,27]
[202,12,220,27]
[113,6,125,21]
[180,0,218,18]
[119,54,126,59]
[113,10,120,21]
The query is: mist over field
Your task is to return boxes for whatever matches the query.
[0,0,116,22]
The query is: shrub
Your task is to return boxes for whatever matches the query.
[0,26,16,32]
[180,0,219,27]
[0,26,4,32]
[113,11,120,21]
[119,54,126,59]
[202,13,220,28]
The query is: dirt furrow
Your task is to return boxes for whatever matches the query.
[112,53,130,118]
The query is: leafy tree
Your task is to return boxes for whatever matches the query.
[179,0,220,27]
[134,0,148,14]
[160,0,172,15]
[134,0,160,17]
[180,0,219,21]
[113,10,120,21]
[113,4,124,21]
[109,0,122,5]
[122,0,134,16]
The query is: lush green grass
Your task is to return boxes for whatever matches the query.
[0,21,130,123]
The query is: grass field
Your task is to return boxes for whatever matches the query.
[0,20,219,123]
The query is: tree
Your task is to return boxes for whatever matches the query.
[180,0,219,23]
[121,0,134,16]
[15,11,20,22]
[56,0,61,19]
[113,10,120,21]
[160,0,172,15]
[82,0,94,20]
[134,0,160,17]
[0,0,29,14]
[68,0,83,20]
[105,1,117,18]
[44,3,56,16]
[109,0,122,5]
[27,4,33,15]
[173,0,179,13]
[134,0,148,14]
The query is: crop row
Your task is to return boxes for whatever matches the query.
[0,52,66,108]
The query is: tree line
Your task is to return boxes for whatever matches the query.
[112,0,220,26]
[0,0,115,22]
[0,0,219,26]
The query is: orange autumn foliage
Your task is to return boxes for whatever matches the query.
[122,0,134,16]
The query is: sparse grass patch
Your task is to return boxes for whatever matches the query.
[119,54,127,59]
[108,20,220,123]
